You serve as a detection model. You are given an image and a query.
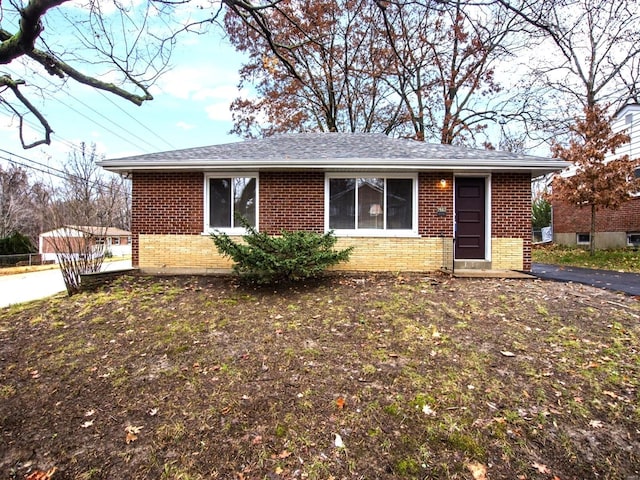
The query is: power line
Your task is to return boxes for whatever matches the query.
[2,65,162,153]
[0,147,131,199]
[95,89,176,151]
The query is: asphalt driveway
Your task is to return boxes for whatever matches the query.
[532,263,640,296]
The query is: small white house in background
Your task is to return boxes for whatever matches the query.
[39,226,132,263]
[612,102,640,159]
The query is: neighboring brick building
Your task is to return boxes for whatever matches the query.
[39,226,132,262]
[99,133,567,273]
[552,103,640,249]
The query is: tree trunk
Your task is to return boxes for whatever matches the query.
[589,203,596,256]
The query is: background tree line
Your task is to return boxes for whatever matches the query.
[0,143,130,254]
[2,0,639,150]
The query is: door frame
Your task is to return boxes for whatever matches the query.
[453,174,491,261]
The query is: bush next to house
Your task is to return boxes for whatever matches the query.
[211,219,353,284]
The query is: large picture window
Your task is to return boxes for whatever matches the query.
[327,175,416,233]
[205,175,257,231]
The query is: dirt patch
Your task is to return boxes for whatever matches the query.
[0,273,639,479]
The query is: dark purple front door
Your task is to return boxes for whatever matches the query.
[455,177,486,260]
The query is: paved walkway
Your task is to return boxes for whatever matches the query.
[0,260,132,308]
[531,263,640,296]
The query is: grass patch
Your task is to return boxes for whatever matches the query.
[0,273,638,479]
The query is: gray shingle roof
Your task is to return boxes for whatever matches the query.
[99,132,568,176]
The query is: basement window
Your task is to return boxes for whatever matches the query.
[576,233,590,245]
[627,233,640,247]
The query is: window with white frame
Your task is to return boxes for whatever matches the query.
[327,175,416,233]
[627,232,640,246]
[205,175,257,231]
[576,232,590,245]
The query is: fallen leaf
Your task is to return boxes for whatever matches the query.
[125,425,143,444]
[80,419,94,428]
[125,425,143,434]
[422,404,436,416]
[336,397,346,410]
[148,408,158,416]
[334,433,345,448]
[278,450,292,459]
[84,409,95,417]
[589,419,604,428]
[466,461,487,480]
[274,466,283,475]
[26,467,57,480]
[532,462,551,474]
[500,350,516,357]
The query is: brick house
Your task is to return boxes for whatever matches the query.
[39,226,132,263]
[98,133,567,273]
[553,103,640,249]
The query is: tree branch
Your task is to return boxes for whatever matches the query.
[0,74,53,148]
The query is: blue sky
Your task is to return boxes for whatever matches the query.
[0,3,247,176]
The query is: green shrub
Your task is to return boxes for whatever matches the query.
[0,231,35,255]
[210,218,353,285]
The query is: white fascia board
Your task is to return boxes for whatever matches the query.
[101,159,568,175]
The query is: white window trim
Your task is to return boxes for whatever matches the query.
[324,173,419,237]
[576,232,590,245]
[627,232,640,246]
[203,172,259,235]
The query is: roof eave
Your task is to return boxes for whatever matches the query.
[100,160,569,177]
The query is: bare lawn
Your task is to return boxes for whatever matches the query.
[1,273,639,479]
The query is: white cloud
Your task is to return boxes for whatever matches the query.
[155,65,240,101]
[205,102,233,122]
[193,85,239,102]
[176,121,196,130]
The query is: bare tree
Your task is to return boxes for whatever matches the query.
[377,0,528,144]
[495,0,640,131]
[48,142,130,294]
[225,0,405,137]
[0,0,288,149]
[0,162,50,244]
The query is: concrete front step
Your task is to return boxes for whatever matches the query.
[454,260,492,270]
[453,269,535,279]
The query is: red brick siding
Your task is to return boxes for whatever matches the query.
[131,172,204,265]
[491,173,532,270]
[130,170,532,270]
[259,172,325,234]
[418,173,454,236]
[553,197,640,233]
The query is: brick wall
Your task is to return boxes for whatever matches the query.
[492,238,524,270]
[138,234,448,273]
[131,170,532,271]
[491,173,532,270]
[419,172,454,236]
[553,197,640,233]
[259,172,325,233]
[131,172,204,265]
